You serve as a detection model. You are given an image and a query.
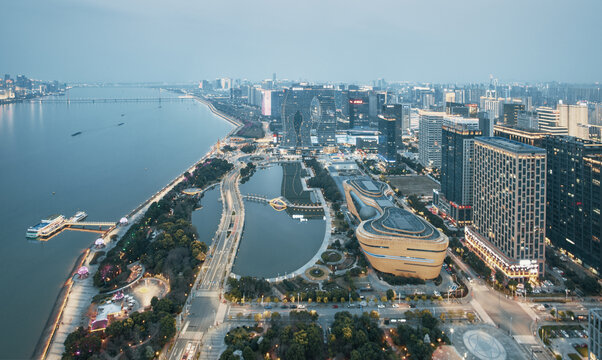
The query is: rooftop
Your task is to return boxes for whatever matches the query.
[365,207,440,241]
[475,136,546,154]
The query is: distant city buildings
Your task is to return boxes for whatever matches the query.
[466,137,547,280]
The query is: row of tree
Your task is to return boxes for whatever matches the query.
[304,158,342,203]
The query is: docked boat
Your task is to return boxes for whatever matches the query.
[26,215,66,238]
[70,211,88,222]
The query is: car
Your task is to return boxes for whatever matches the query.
[392,304,399,308]
[290,304,297,309]
[332,305,339,309]
[264,305,272,309]
[377,304,385,309]
[280,305,288,309]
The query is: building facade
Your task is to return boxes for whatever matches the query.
[377,114,397,163]
[434,117,481,226]
[542,136,602,271]
[537,106,568,135]
[466,137,547,280]
[589,308,602,360]
[344,179,448,279]
[418,111,446,168]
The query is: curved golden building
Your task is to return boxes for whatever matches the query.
[343,179,448,279]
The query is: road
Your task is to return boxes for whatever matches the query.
[167,157,245,360]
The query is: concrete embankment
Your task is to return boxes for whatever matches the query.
[36,98,242,360]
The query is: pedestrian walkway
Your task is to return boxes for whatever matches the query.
[469,299,495,326]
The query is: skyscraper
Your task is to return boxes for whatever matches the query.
[382,103,410,149]
[377,114,397,163]
[537,106,568,135]
[502,102,525,127]
[558,102,589,139]
[281,86,332,148]
[310,94,337,146]
[542,136,602,271]
[466,137,547,280]
[433,117,481,226]
[418,111,446,168]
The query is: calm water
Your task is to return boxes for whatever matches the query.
[0,87,232,358]
[233,165,326,278]
[191,186,223,246]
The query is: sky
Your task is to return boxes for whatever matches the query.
[1,0,601,84]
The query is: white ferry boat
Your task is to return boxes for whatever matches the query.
[70,211,88,222]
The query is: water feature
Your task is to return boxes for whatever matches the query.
[233,164,326,278]
[191,186,223,246]
[0,86,232,358]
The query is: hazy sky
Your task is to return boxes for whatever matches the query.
[1,0,601,84]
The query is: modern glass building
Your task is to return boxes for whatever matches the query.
[589,308,602,360]
[418,110,446,168]
[344,179,448,279]
[433,117,481,226]
[377,114,397,163]
[466,137,547,280]
[542,136,602,271]
[281,87,333,148]
[309,94,337,146]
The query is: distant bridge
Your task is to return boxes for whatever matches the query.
[30,97,194,104]
[64,221,116,234]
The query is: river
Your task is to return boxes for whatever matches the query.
[232,165,326,278]
[0,86,232,358]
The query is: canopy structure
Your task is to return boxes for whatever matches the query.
[119,217,128,225]
[95,238,105,247]
[77,266,89,278]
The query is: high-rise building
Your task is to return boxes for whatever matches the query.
[466,137,547,280]
[377,114,397,163]
[542,136,602,271]
[477,111,494,137]
[479,96,502,123]
[310,94,337,146]
[493,125,551,148]
[281,86,332,148]
[433,117,481,226]
[537,106,568,135]
[589,308,602,360]
[418,111,446,168]
[502,103,525,127]
[382,103,410,148]
[261,90,284,118]
[558,102,589,139]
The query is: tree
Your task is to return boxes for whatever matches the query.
[386,289,395,300]
[242,346,255,360]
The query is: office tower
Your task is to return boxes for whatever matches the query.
[433,117,481,226]
[493,125,551,148]
[502,103,525,127]
[446,102,470,117]
[466,137,547,280]
[347,91,371,128]
[310,94,337,146]
[343,179,448,279]
[282,87,330,148]
[589,308,602,360]
[542,136,602,271]
[517,110,539,130]
[477,111,494,137]
[480,96,502,123]
[537,106,568,135]
[418,111,445,168]
[377,114,397,163]
[261,90,284,118]
[382,103,410,149]
[558,102,589,139]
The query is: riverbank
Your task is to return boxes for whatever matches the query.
[36,98,241,360]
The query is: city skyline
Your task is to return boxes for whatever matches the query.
[1,0,602,83]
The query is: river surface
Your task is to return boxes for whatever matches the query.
[0,87,232,358]
[232,165,326,278]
